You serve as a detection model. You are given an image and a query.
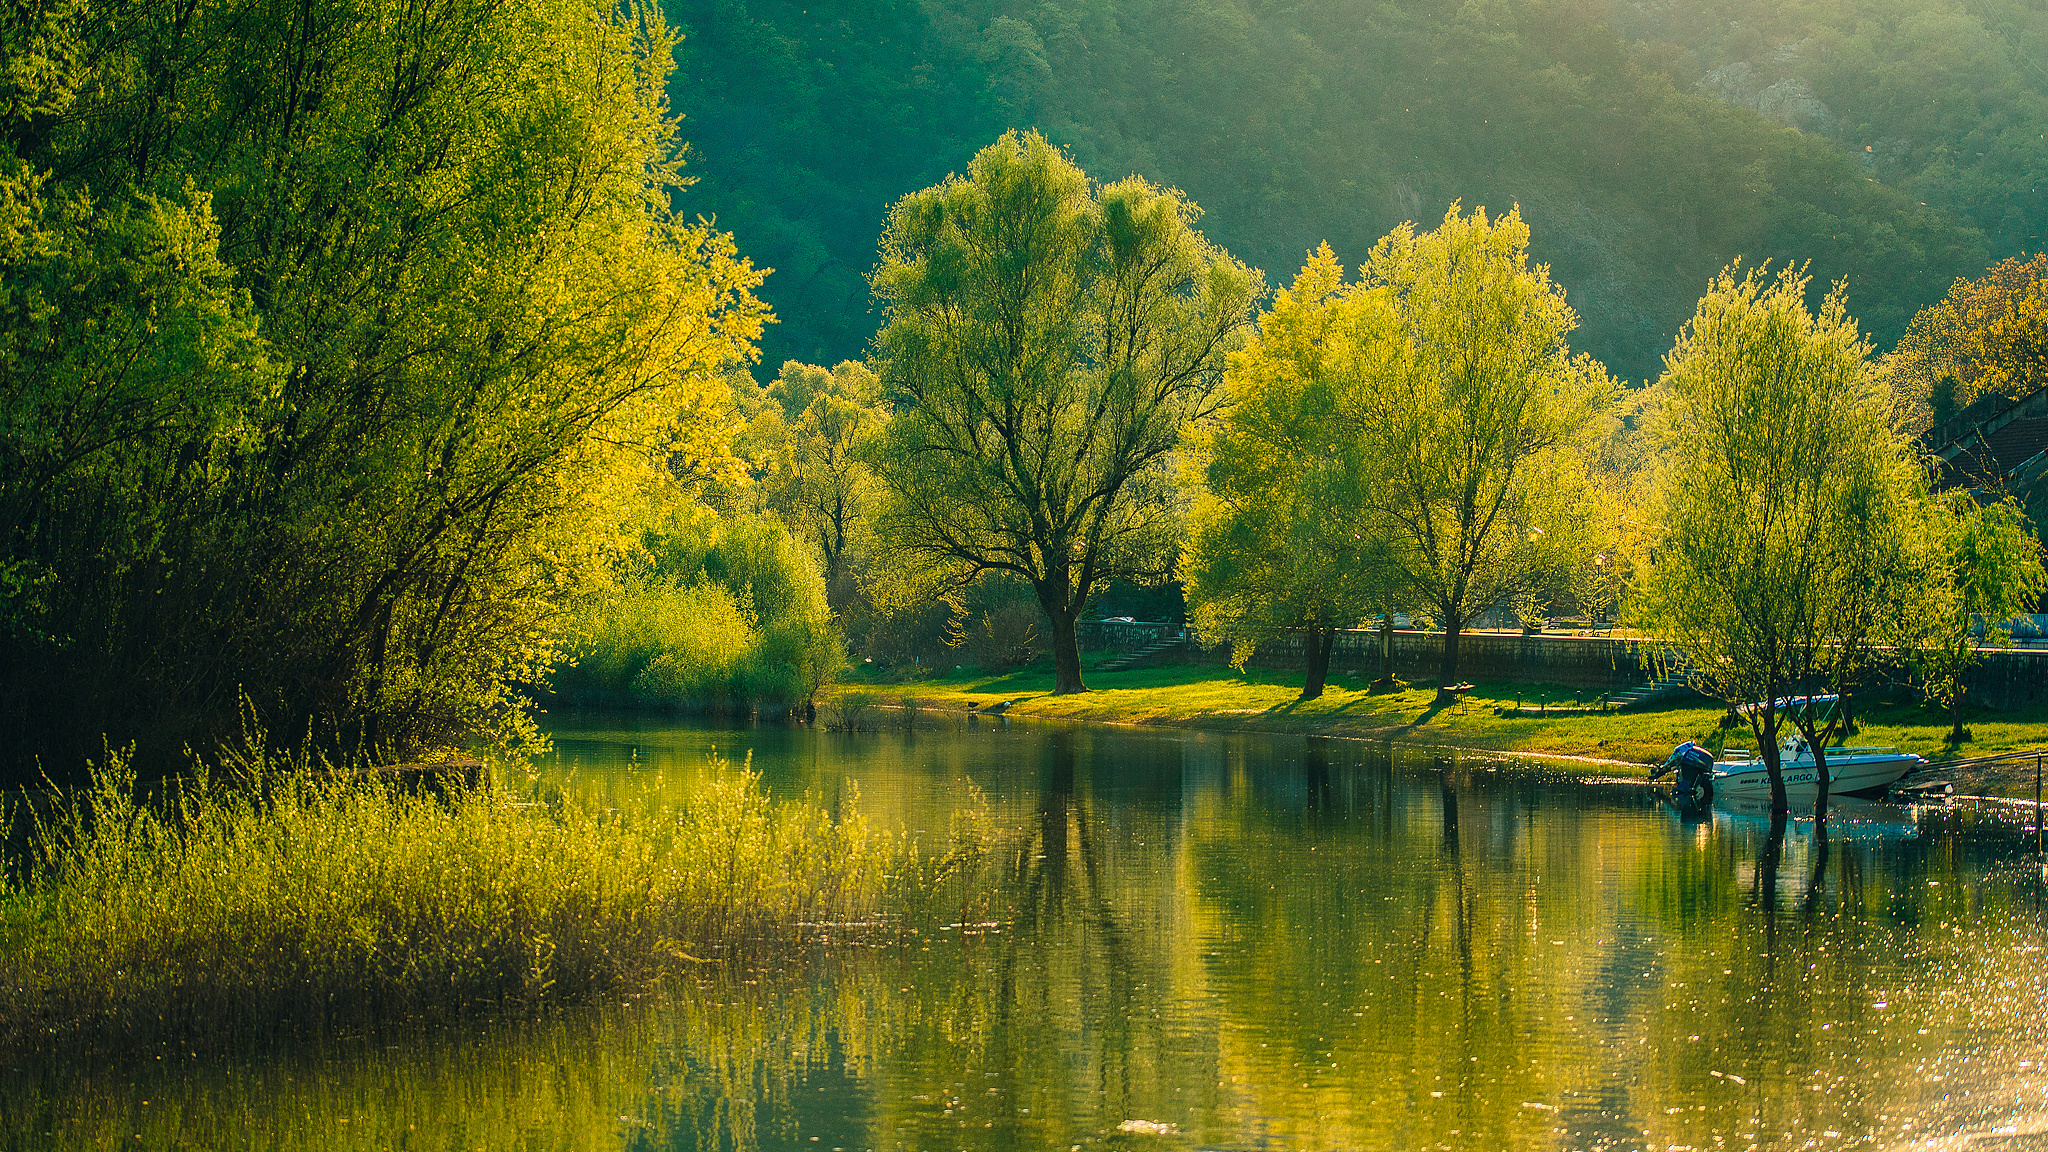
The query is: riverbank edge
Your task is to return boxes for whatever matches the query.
[824,664,2048,799]
[913,695,1657,773]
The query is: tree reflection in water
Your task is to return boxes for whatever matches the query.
[7,727,2047,1152]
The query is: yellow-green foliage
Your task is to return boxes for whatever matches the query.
[0,753,924,1052]
[1182,245,1399,663]
[867,130,1262,694]
[0,0,768,778]
[574,579,759,703]
[557,511,843,707]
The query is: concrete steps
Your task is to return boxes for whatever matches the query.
[1097,638,1184,673]
[1606,672,1692,710]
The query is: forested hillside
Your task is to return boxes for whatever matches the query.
[671,0,2046,381]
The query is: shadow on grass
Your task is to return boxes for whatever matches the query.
[1386,698,1456,733]
[1261,693,1422,725]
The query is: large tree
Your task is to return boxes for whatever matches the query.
[1344,205,1613,701]
[867,130,1260,694]
[0,0,765,778]
[1637,264,1921,816]
[1182,246,1398,700]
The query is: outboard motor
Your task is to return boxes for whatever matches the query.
[1650,741,1716,803]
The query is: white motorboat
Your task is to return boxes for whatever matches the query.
[1651,696,1926,802]
[1708,736,1925,799]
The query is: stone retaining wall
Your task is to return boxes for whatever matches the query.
[1080,621,1657,688]
[1077,621,2048,710]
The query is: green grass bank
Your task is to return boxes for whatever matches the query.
[0,755,982,1055]
[836,658,2048,794]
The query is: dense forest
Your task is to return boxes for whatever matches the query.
[672,0,2047,381]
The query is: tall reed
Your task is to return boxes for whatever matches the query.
[0,750,977,1052]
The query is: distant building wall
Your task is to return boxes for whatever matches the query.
[1077,620,2048,709]
[1241,629,1661,690]
[1954,649,2048,712]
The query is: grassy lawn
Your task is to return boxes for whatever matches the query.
[834,657,2048,793]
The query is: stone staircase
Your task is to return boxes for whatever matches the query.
[1604,671,1692,710]
[1096,637,1185,673]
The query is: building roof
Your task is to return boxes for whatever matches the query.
[1935,416,2048,490]
[1921,386,2048,496]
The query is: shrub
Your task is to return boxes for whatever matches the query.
[848,573,1045,674]
[625,584,758,705]
[823,691,881,733]
[948,598,1044,671]
[554,510,842,708]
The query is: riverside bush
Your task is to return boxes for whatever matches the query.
[576,580,757,703]
[554,511,842,709]
[0,751,978,1053]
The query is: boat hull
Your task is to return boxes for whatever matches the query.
[1711,753,1921,800]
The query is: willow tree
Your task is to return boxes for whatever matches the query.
[1182,246,1399,700]
[1345,205,1613,700]
[1637,264,1921,816]
[0,0,766,777]
[868,131,1260,694]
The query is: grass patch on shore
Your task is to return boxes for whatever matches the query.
[0,752,983,1054]
[839,659,2048,782]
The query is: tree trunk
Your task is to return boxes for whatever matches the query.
[1380,612,1395,682]
[1435,619,1463,703]
[1046,604,1086,694]
[822,549,850,616]
[1756,710,1790,817]
[1810,737,1831,820]
[1300,625,1334,700]
[1950,682,1968,742]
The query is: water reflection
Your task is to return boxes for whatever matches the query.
[7,716,2047,1151]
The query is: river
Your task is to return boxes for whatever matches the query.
[6,712,2046,1151]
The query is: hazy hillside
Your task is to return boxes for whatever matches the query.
[669,0,2042,381]
[1615,0,2048,256]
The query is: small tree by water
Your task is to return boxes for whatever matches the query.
[1181,246,1402,700]
[1339,205,1614,700]
[1911,491,2048,742]
[1637,264,1922,816]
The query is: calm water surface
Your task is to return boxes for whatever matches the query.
[8,713,2048,1151]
